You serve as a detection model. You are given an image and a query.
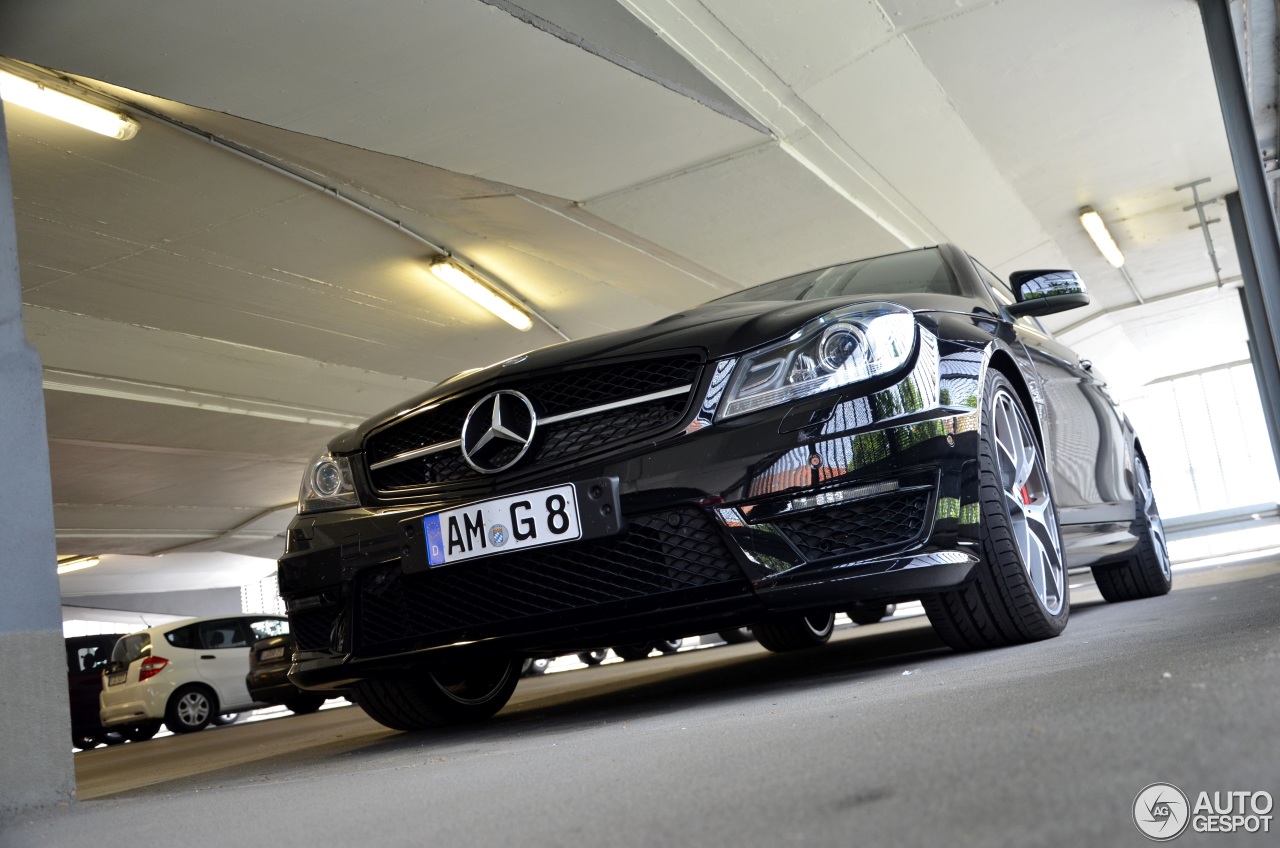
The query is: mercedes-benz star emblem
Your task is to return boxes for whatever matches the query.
[460,390,538,473]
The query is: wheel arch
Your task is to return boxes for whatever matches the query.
[984,347,1046,449]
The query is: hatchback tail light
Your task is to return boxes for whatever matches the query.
[138,656,169,681]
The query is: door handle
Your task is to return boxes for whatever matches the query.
[200,654,216,660]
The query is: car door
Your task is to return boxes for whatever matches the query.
[193,617,255,712]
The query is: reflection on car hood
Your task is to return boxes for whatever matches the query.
[333,291,982,452]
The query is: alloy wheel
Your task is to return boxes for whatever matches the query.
[1137,463,1172,582]
[176,691,211,727]
[990,389,1065,616]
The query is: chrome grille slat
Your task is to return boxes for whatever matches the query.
[364,354,703,493]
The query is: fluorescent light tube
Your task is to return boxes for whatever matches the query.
[0,71,138,140]
[430,260,533,331]
[57,556,100,575]
[1079,207,1126,268]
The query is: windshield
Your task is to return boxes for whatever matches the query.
[713,247,959,304]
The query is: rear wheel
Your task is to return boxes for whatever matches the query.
[520,657,551,677]
[717,628,755,645]
[1092,459,1172,602]
[612,643,655,661]
[72,734,100,751]
[210,712,241,726]
[655,639,683,654]
[923,372,1069,651]
[125,722,160,742]
[354,657,520,731]
[848,603,897,626]
[165,685,217,734]
[283,693,327,715]
[754,612,835,653]
[577,649,608,666]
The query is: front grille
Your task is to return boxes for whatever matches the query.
[537,396,687,464]
[365,353,703,493]
[355,508,743,651]
[772,490,931,561]
[290,607,341,652]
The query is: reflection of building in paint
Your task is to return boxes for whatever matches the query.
[748,443,847,498]
[743,331,979,499]
[939,348,983,410]
[748,409,979,500]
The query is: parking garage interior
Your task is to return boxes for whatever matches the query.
[1,1,1279,844]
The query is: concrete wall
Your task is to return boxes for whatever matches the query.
[0,105,77,812]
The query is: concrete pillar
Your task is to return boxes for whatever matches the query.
[1199,0,1280,413]
[0,105,76,812]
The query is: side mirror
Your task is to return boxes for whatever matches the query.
[1005,270,1090,317]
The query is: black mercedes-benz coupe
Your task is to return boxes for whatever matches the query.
[278,243,1171,731]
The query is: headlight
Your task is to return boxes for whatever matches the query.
[719,302,916,418]
[297,450,359,513]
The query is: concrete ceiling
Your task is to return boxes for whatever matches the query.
[0,0,1265,599]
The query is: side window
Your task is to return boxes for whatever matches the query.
[165,624,197,649]
[246,617,289,641]
[198,619,249,650]
[973,258,1017,305]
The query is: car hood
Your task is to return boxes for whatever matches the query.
[330,292,979,452]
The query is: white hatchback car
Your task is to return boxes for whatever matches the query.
[100,614,289,735]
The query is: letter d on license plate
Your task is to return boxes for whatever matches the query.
[421,483,581,566]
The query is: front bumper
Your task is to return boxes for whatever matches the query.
[280,330,986,690]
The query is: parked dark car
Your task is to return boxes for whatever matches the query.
[246,633,330,715]
[278,244,1171,731]
[66,634,159,749]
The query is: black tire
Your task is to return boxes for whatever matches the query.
[283,693,327,715]
[923,371,1069,651]
[1092,458,1173,602]
[753,612,835,653]
[165,684,218,734]
[577,649,608,666]
[520,657,551,677]
[655,639,683,654]
[125,722,160,742]
[353,658,521,731]
[73,734,100,751]
[612,643,655,661]
[848,603,897,626]
[99,731,128,746]
[210,712,241,726]
[717,628,755,645]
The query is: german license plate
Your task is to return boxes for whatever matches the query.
[108,671,126,686]
[422,483,581,566]
[260,646,286,662]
